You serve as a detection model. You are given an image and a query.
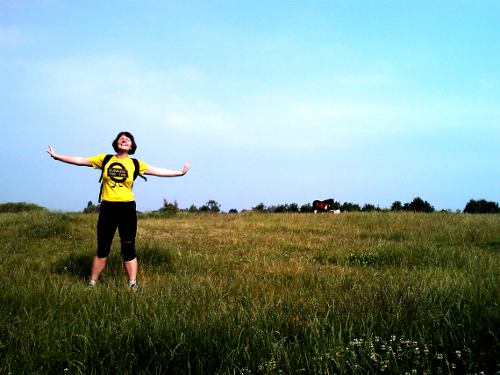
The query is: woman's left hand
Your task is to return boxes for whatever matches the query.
[182,161,190,175]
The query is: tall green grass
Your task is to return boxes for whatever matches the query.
[0,211,498,374]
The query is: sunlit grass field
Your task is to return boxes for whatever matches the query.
[0,211,498,374]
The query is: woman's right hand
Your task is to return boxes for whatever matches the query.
[46,148,92,166]
[47,146,58,159]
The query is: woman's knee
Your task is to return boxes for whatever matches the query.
[121,240,137,262]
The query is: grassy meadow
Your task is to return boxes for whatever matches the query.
[0,210,498,374]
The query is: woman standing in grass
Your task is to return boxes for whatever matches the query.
[47,131,190,289]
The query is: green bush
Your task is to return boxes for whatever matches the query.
[0,202,47,213]
[83,201,100,213]
[464,199,499,214]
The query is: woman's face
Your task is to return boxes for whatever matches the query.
[117,134,133,153]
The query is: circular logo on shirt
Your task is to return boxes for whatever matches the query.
[107,162,128,183]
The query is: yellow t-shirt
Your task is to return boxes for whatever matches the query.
[89,154,149,202]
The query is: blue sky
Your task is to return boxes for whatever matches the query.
[1,1,499,212]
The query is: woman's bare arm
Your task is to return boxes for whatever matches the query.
[144,161,190,177]
[46,146,92,167]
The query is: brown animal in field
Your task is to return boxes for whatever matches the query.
[313,199,335,214]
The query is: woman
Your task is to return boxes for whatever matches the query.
[47,131,190,288]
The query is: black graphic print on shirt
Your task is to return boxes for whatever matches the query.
[107,162,129,183]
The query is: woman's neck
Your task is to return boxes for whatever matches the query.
[116,152,129,159]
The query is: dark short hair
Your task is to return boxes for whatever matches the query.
[112,131,137,155]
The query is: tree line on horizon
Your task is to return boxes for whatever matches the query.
[94,197,497,215]
[151,197,498,215]
[251,197,439,214]
[256,198,499,214]
[0,198,498,215]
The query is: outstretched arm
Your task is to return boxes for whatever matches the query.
[46,146,92,167]
[144,161,190,177]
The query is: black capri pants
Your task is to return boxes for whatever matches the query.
[97,201,137,262]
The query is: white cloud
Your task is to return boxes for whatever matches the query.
[0,26,22,47]
[173,65,207,82]
[14,54,500,157]
[333,73,394,87]
[220,93,500,154]
[31,55,233,135]
[292,101,407,123]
